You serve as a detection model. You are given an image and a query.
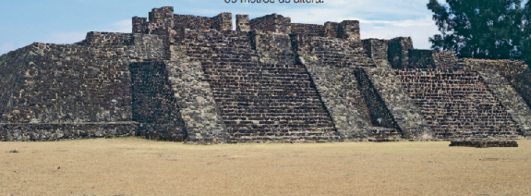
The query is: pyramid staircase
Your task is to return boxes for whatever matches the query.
[183,30,339,141]
[396,69,521,138]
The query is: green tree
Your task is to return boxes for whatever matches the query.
[427,0,530,63]
[523,2,531,64]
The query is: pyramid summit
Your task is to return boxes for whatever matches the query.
[1,6,530,143]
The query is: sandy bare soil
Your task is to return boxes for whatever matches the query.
[1,138,530,196]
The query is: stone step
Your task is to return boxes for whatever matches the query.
[182,32,339,139]
[212,94,322,99]
[215,101,325,106]
[227,127,337,133]
[225,123,336,127]
[397,69,520,137]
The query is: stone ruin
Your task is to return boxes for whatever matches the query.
[449,140,519,148]
[1,6,531,143]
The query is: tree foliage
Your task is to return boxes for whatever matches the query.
[523,2,531,63]
[427,0,530,63]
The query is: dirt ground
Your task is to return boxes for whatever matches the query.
[1,138,530,196]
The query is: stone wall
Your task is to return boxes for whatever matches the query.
[353,68,399,129]
[459,59,531,136]
[293,34,377,139]
[474,72,530,137]
[0,123,184,141]
[168,35,228,144]
[293,59,370,139]
[78,32,134,46]
[0,123,137,141]
[76,32,167,59]
[132,17,147,33]
[166,59,226,143]
[212,13,233,31]
[236,15,250,32]
[396,69,521,139]
[0,45,37,122]
[450,140,518,148]
[179,29,339,142]
[365,66,433,140]
[136,7,175,35]
[172,14,213,30]
[388,37,413,69]
[291,34,374,67]
[291,23,325,36]
[1,32,166,124]
[3,7,531,143]
[250,31,295,65]
[362,39,388,60]
[408,49,434,68]
[0,31,172,141]
[303,64,372,139]
[458,59,531,108]
[337,20,361,48]
[324,22,339,38]
[250,14,291,34]
[511,70,531,111]
[293,34,410,140]
[133,6,232,35]
[359,38,429,140]
[167,13,234,32]
[432,51,457,70]
[149,7,174,25]
[2,43,133,123]
[338,21,360,40]
[408,49,457,69]
[130,62,183,126]
[129,60,187,141]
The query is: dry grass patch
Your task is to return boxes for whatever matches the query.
[1,138,530,195]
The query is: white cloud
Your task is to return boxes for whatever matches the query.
[358,16,441,49]
[360,20,440,49]
[43,32,87,44]
[269,1,440,49]
[36,20,132,46]
[108,20,132,33]
[0,19,133,55]
[356,17,434,27]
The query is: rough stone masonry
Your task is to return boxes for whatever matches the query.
[1,6,530,143]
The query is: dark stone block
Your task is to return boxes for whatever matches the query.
[353,68,400,129]
[388,37,413,69]
[449,140,518,148]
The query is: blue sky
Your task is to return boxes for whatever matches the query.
[0,0,447,55]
